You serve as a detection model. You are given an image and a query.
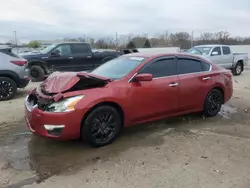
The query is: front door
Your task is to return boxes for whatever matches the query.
[47,44,73,72]
[209,46,224,67]
[127,57,179,123]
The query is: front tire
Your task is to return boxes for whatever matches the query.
[81,106,122,147]
[203,89,223,117]
[29,65,45,82]
[0,77,17,101]
[232,62,243,76]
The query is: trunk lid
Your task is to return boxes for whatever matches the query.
[41,71,110,94]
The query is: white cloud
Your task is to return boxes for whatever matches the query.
[0,0,249,42]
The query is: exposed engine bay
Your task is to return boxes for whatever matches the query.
[27,72,109,111]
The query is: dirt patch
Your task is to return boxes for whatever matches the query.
[1,71,250,188]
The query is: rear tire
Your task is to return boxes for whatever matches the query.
[232,62,243,76]
[29,65,45,82]
[0,77,17,101]
[81,106,122,147]
[203,89,223,117]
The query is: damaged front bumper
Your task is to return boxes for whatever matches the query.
[24,91,86,140]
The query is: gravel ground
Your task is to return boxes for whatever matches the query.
[0,71,250,188]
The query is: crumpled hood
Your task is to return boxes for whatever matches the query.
[41,71,110,94]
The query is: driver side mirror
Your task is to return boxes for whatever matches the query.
[51,50,60,57]
[134,73,153,82]
[211,51,219,56]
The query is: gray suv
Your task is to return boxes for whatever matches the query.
[0,46,30,101]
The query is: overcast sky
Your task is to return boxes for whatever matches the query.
[0,0,250,43]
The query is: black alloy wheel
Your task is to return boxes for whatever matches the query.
[0,77,17,101]
[203,89,223,117]
[82,106,122,147]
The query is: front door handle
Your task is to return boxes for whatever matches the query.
[169,83,179,87]
[68,57,73,59]
[202,77,211,80]
[86,56,92,58]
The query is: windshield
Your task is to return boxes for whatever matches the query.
[91,56,146,80]
[187,47,212,55]
[40,44,56,54]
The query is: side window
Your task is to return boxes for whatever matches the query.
[53,45,71,56]
[0,49,20,58]
[177,58,202,74]
[201,61,211,71]
[211,47,221,56]
[71,44,91,55]
[222,47,231,55]
[139,59,176,78]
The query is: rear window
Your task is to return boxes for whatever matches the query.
[71,44,91,54]
[0,48,20,58]
[222,46,231,55]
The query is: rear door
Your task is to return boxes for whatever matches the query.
[221,46,234,68]
[70,43,95,71]
[177,56,213,112]
[128,57,180,122]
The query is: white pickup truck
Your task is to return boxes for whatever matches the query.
[187,45,248,75]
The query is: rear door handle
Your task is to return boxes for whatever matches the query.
[202,77,211,80]
[68,57,73,59]
[86,56,92,58]
[169,83,179,87]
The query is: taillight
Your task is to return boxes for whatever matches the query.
[10,60,27,66]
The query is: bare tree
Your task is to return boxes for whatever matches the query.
[200,32,213,44]
[170,32,191,49]
[215,31,230,44]
[95,39,108,49]
[58,31,250,50]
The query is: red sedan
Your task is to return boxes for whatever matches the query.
[25,53,233,147]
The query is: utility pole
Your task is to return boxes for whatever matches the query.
[115,32,118,50]
[14,31,17,46]
[14,31,18,53]
[191,31,194,48]
[83,34,86,42]
[165,30,168,46]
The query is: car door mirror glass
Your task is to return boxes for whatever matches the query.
[135,73,153,82]
[211,51,219,56]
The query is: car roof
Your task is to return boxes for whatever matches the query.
[194,44,229,48]
[123,52,202,59]
[52,42,90,45]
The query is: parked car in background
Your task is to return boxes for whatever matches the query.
[187,45,248,75]
[25,52,233,147]
[0,46,30,101]
[20,42,138,81]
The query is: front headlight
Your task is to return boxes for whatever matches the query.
[46,95,84,112]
